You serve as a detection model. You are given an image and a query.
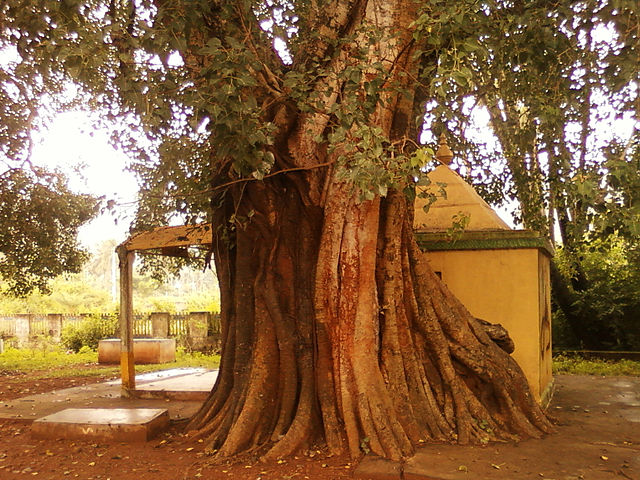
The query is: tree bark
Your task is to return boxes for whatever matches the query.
[186,176,552,461]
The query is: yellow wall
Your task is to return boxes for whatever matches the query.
[423,247,552,402]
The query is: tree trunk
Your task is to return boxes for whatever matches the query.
[186,177,552,461]
[186,0,553,462]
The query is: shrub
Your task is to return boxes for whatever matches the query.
[553,235,640,350]
[61,315,118,352]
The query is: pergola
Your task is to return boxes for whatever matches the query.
[116,223,213,396]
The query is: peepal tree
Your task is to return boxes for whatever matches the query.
[2,0,554,460]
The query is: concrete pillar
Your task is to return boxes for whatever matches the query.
[14,314,31,344]
[118,246,136,396]
[47,314,63,341]
[0,338,4,354]
[151,312,170,338]
[188,312,210,350]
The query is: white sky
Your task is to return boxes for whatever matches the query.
[31,111,139,248]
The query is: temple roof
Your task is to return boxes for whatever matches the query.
[414,165,511,233]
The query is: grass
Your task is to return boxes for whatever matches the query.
[553,354,640,376]
[4,346,640,379]
[0,345,220,380]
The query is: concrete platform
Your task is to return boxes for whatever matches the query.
[125,368,218,401]
[98,338,176,364]
[32,408,169,442]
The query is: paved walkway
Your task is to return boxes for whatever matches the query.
[0,368,218,422]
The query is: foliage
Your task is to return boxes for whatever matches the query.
[0,274,114,313]
[0,26,100,295]
[1,0,636,237]
[421,0,639,238]
[60,314,118,352]
[553,354,640,376]
[0,168,98,296]
[0,238,221,314]
[553,234,640,350]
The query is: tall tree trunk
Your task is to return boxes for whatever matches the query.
[187,176,552,461]
[186,0,553,462]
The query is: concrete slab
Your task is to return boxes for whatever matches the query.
[105,368,218,401]
[32,408,169,442]
[133,369,218,400]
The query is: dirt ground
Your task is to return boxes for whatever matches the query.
[0,366,352,480]
[0,370,638,480]
[0,367,117,402]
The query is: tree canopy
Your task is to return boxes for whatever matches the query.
[0,3,99,296]
[1,1,637,233]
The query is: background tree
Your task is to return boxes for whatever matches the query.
[422,0,639,349]
[0,167,97,296]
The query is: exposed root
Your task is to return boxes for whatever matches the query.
[186,185,552,463]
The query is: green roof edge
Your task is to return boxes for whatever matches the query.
[414,230,555,257]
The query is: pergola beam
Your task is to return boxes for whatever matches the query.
[121,223,213,252]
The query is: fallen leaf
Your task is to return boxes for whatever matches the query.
[458,465,468,472]
[601,455,609,461]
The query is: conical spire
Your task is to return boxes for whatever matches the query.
[435,132,454,165]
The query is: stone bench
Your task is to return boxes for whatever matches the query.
[98,338,176,364]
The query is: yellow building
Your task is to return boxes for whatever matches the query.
[414,137,554,405]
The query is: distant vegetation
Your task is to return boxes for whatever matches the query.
[0,346,220,378]
[553,234,640,351]
[0,240,221,314]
